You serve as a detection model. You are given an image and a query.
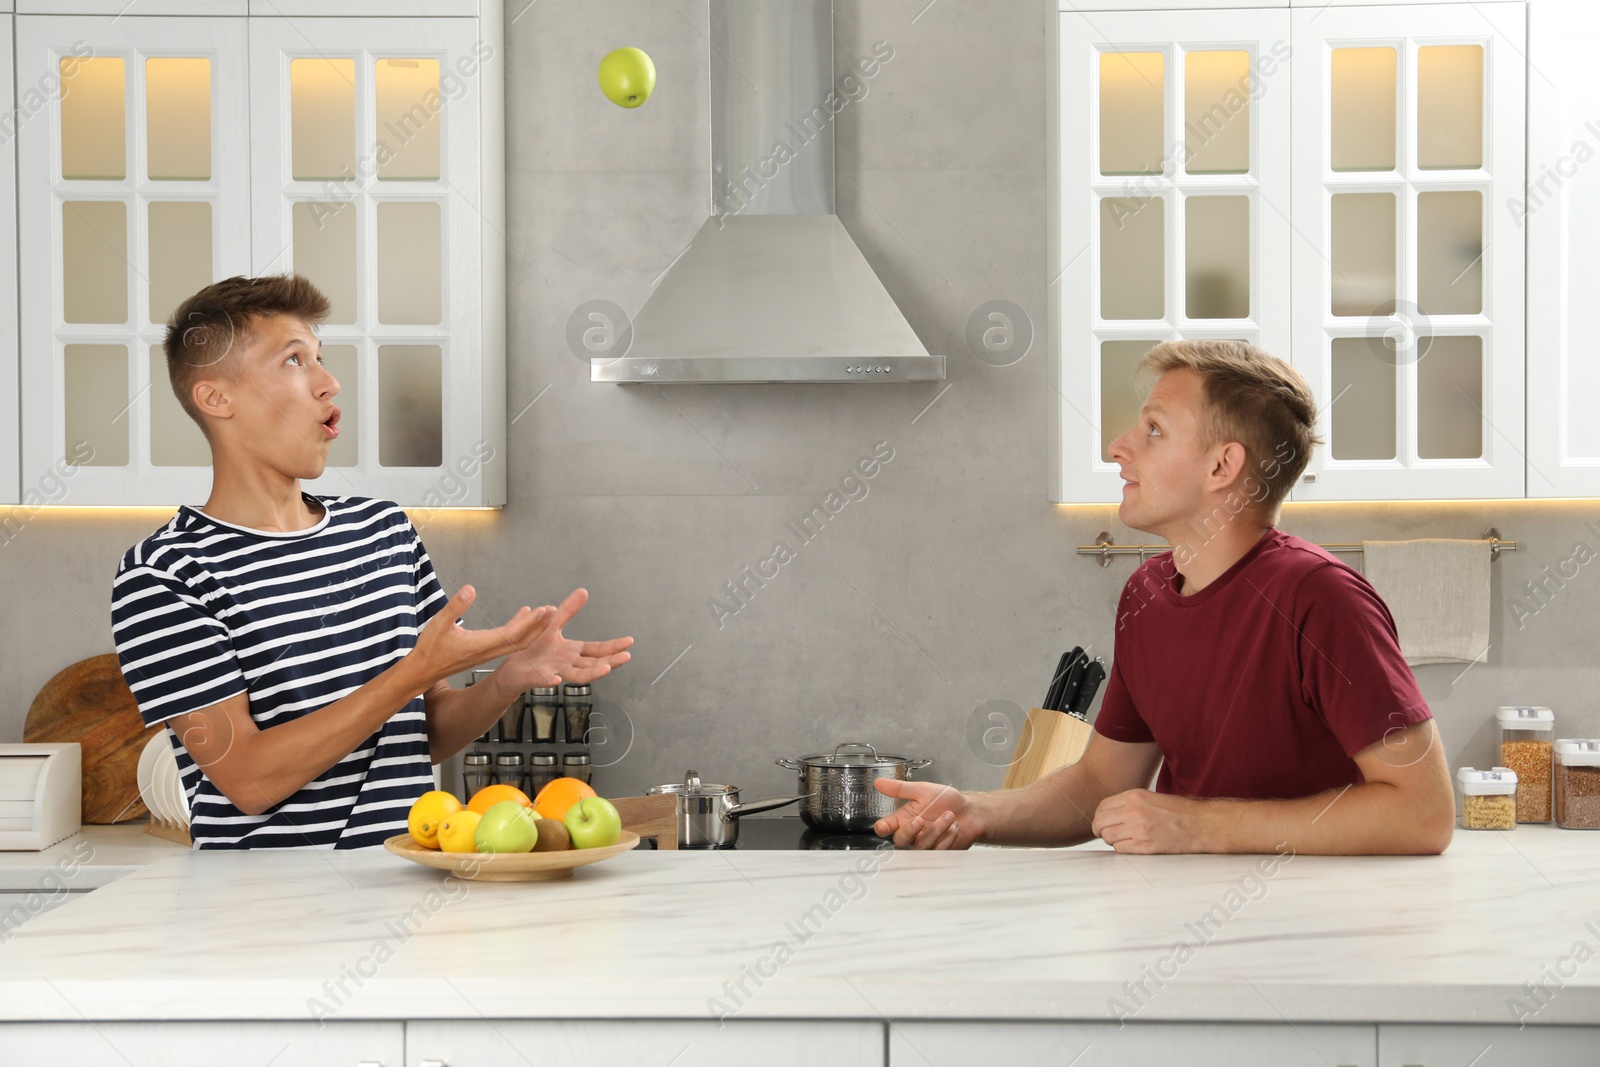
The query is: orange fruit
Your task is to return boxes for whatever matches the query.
[466,783,532,816]
[407,790,463,849]
[533,777,598,821]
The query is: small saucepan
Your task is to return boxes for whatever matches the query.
[644,771,808,849]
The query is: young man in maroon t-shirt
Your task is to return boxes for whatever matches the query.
[875,340,1454,855]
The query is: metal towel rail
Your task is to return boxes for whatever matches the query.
[1077,527,1517,568]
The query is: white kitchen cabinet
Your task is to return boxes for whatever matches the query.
[1527,0,1600,498]
[1379,1023,1600,1065]
[15,14,252,506]
[889,1021,1376,1066]
[1290,3,1525,501]
[405,1019,886,1066]
[10,5,505,508]
[1,1021,404,1065]
[249,15,501,507]
[1052,9,1294,504]
[0,12,17,507]
[1053,2,1526,504]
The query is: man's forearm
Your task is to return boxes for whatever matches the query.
[425,671,524,764]
[971,763,1108,846]
[230,658,431,815]
[1193,782,1452,855]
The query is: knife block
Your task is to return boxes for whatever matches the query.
[1000,709,1095,790]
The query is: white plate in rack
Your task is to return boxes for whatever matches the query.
[164,749,189,824]
[136,732,166,820]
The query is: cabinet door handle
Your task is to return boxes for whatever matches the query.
[419,1061,449,1067]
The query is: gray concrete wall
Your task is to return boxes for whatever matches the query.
[2,1,1597,811]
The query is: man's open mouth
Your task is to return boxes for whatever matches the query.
[321,407,341,439]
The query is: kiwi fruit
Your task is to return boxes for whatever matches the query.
[532,818,572,852]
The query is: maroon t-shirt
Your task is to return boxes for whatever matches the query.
[1094,528,1432,799]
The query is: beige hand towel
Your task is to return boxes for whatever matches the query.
[1360,539,1491,666]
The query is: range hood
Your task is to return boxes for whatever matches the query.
[591,0,945,384]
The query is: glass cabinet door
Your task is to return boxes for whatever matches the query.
[249,17,488,506]
[16,14,250,506]
[1055,10,1292,504]
[1290,4,1525,501]
[1527,1,1600,498]
[0,16,16,506]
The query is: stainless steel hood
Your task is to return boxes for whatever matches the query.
[591,0,944,384]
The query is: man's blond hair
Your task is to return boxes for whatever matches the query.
[1136,339,1323,514]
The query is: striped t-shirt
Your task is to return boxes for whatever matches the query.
[110,493,447,849]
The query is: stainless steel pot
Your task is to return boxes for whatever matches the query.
[777,742,934,832]
[644,771,806,849]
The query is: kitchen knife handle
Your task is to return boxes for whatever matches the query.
[1067,660,1107,719]
[1043,647,1083,711]
[1056,649,1089,712]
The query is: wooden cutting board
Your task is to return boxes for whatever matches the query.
[24,654,160,824]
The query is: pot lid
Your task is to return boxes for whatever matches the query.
[793,742,913,768]
[644,771,737,797]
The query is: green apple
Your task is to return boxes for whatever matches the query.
[474,800,539,853]
[563,795,622,849]
[598,47,656,109]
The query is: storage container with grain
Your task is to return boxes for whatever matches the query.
[1457,766,1518,831]
[1554,739,1600,830]
[1495,706,1554,823]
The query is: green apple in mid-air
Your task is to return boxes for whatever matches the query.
[475,800,539,853]
[598,47,656,109]
[563,796,623,849]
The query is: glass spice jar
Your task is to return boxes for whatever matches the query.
[561,684,593,744]
[1496,706,1555,823]
[462,751,492,800]
[529,750,559,799]
[1458,767,1518,830]
[1554,739,1600,830]
[562,750,592,786]
[528,687,560,743]
[493,751,529,795]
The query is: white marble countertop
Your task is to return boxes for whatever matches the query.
[0,825,1595,1026]
[0,823,187,892]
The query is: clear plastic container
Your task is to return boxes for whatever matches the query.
[1554,739,1600,830]
[1495,706,1554,823]
[1457,766,1518,830]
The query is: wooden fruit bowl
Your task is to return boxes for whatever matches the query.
[382,830,640,881]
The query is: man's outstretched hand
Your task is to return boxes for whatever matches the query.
[407,584,555,690]
[407,586,632,693]
[492,587,633,689]
[872,778,986,849]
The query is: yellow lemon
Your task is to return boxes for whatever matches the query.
[407,790,462,849]
[438,809,483,853]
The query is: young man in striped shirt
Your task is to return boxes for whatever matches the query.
[111,275,633,849]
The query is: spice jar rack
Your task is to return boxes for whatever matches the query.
[455,671,609,800]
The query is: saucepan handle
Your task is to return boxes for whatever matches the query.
[775,758,802,770]
[725,794,809,819]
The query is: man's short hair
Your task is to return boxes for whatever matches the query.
[163,274,331,435]
[1136,339,1323,513]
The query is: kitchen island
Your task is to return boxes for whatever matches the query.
[0,825,1594,1065]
